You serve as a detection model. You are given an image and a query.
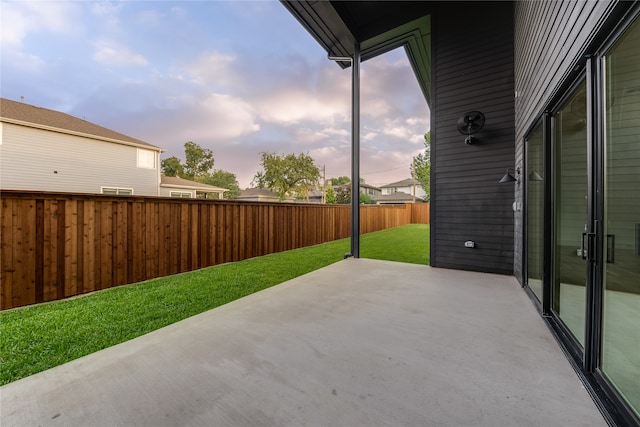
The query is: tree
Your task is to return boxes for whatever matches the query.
[252,152,321,201]
[325,185,337,204]
[184,141,214,180]
[161,156,184,177]
[330,176,350,186]
[360,191,375,204]
[202,170,241,199]
[411,131,430,201]
[334,184,374,205]
[335,184,351,204]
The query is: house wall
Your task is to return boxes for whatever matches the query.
[430,1,515,275]
[0,123,160,196]
[159,187,195,198]
[381,185,426,199]
[512,0,620,282]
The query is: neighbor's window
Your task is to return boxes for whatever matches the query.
[137,148,156,169]
[101,187,133,195]
[170,192,192,198]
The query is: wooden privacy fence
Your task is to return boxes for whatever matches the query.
[1,191,429,309]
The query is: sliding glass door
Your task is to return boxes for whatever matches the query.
[552,81,588,347]
[524,15,640,420]
[526,125,544,302]
[600,16,640,417]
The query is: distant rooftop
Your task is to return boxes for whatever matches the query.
[374,191,423,203]
[0,98,163,151]
[160,175,227,192]
[380,178,417,188]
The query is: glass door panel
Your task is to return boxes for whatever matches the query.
[527,126,544,302]
[602,16,640,417]
[553,81,588,346]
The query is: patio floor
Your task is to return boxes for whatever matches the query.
[1,258,605,426]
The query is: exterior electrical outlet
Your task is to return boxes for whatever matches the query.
[465,241,475,248]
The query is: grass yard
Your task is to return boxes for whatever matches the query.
[0,224,429,385]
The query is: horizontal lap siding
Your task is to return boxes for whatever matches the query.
[431,1,515,275]
[0,191,429,309]
[513,0,619,281]
[0,123,159,196]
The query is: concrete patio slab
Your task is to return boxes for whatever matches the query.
[1,259,605,426]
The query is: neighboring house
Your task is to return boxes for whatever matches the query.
[373,192,422,205]
[237,188,294,202]
[283,1,640,423]
[380,178,426,201]
[0,98,164,196]
[160,175,227,199]
[360,182,381,198]
[292,189,324,203]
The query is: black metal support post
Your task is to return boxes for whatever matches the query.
[350,42,361,258]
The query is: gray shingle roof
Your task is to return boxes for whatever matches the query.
[0,98,163,151]
[380,178,417,188]
[374,192,423,202]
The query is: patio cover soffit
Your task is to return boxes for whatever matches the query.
[281,1,432,105]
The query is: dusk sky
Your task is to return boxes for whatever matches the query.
[1,1,430,189]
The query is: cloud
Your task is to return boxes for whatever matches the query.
[256,90,349,126]
[362,131,378,142]
[136,10,164,26]
[170,7,187,18]
[293,126,350,145]
[92,40,148,67]
[2,50,47,74]
[90,1,123,29]
[192,93,261,140]
[184,51,239,88]
[0,1,80,47]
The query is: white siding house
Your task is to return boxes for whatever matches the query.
[379,178,427,200]
[0,98,164,196]
[159,175,227,199]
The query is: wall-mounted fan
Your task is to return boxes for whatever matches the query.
[457,111,485,144]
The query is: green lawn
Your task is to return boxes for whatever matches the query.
[0,224,429,385]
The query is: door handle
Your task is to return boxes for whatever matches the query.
[587,232,596,263]
[580,232,596,262]
[607,234,615,264]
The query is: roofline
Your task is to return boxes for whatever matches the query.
[160,183,227,192]
[0,117,166,152]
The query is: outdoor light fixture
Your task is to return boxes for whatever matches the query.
[529,170,543,181]
[499,167,521,183]
[457,111,485,144]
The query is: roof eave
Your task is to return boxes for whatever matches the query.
[160,183,227,192]
[280,1,431,105]
[1,117,166,152]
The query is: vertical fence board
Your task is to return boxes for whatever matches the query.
[115,201,128,286]
[83,200,96,292]
[76,200,85,295]
[55,200,66,300]
[100,201,113,290]
[18,200,36,305]
[64,200,78,297]
[180,203,190,272]
[34,200,45,303]
[192,204,200,270]
[1,199,13,309]
[42,200,57,302]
